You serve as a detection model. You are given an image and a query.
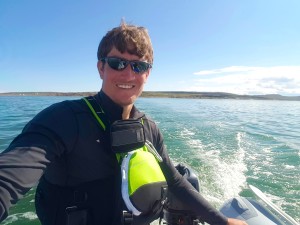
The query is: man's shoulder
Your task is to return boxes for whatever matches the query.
[142,115,160,134]
[29,98,89,125]
[63,98,89,112]
[143,115,156,125]
[47,98,90,113]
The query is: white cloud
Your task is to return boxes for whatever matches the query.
[191,66,300,95]
[194,66,256,75]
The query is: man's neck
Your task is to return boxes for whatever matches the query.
[122,104,133,119]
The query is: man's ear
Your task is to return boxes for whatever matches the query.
[97,60,104,79]
[144,69,151,82]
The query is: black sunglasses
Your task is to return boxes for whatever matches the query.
[100,57,152,74]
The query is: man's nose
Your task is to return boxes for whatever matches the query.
[121,64,136,80]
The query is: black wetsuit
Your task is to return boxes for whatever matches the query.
[0,91,228,225]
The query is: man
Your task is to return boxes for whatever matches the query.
[0,21,247,225]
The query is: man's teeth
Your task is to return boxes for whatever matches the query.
[118,84,134,89]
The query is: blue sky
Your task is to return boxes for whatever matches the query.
[1,0,300,96]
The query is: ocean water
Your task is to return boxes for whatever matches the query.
[0,96,299,224]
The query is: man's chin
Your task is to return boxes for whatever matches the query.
[117,96,136,107]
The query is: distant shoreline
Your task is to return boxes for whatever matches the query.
[0,91,300,101]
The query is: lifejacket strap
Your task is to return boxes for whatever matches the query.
[145,140,163,162]
[82,97,106,131]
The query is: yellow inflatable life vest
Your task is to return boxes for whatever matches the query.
[83,97,167,216]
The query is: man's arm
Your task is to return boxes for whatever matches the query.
[0,144,50,222]
[0,101,76,222]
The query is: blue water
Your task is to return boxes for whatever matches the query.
[0,96,299,224]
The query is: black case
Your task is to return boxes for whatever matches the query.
[110,119,146,153]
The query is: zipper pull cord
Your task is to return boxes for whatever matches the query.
[145,140,163,162]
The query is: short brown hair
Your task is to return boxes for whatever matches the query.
[97,21,153,64]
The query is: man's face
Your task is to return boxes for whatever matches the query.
[98,47,151,107]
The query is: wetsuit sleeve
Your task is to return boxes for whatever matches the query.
[0,101,77,222]
[150,123,228,225]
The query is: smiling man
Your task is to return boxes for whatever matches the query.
[0,21,247,225]
[97,46,152,119]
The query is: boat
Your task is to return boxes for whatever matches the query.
[220,185,299,225]
[160,164,299,225]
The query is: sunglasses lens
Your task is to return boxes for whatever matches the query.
[103,57,151,74]
[107,58,128,70]
[131,62,150,73]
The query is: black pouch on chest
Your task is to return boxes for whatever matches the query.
[110,119,145,153]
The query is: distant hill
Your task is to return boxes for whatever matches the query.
[141,91,300,101]
[0,92,96,97]
[0,91,300,101]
